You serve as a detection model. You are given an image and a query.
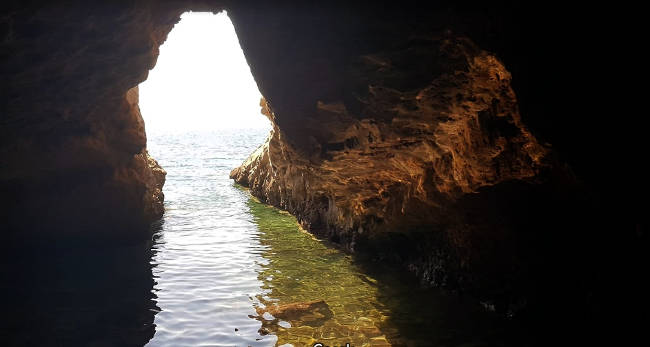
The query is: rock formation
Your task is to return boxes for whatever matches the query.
[253,300,334,329]
[0,2,179,243]
[225,2,647,332]
[231,36,552,306]
[1,1,646,342]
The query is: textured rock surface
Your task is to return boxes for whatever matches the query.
[233,48,548,235]
[0,2,183,242]
[228,3,562,307]
[226,2,647,329]
[231,38,551,305]
[1,1,647,341]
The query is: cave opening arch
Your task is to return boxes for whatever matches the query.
[138,11,269,136]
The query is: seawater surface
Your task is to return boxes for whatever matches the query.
[145,129,506,347]
[0,128,514,347]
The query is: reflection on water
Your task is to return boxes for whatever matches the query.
[1,129,514,346]
[145,129,278,346]
[0,242,157,346]
[247,194,505,346]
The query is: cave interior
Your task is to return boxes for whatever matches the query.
[1,0,646,345]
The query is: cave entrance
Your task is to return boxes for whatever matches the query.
[135,12,276,344]
[139,11,269,134]
[137,11,271,221]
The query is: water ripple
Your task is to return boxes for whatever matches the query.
[145,129,507,347]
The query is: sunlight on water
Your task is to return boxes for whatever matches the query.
[146,129,277,346]
[145,130,504,347]
[0,11,509,346]
[137,13,455,343]
[0,129,506,346]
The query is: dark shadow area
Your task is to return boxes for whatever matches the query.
[247,192,520,345]
[353,176,649,345]
[352,259,528,346]
[1,173,157,247]
[0,231,160,346]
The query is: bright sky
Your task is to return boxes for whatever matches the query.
[139,12,270,134]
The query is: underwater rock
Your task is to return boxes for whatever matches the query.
[254,300,334,328]
[251,300,334,337]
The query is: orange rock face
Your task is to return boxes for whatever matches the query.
[233,48,548,232]
[225,5,646,323]
[231,37,550,300]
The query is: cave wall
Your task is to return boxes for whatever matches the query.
[227,0,648,329]
[1,0,646,337]
[228,2,561,310]
[0,2,188,243]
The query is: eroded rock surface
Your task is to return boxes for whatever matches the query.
[232,37,550,305]
[226,3,646,323]
[2,2,646,340]
[0,3,184,242]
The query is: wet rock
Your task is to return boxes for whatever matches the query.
[258,327,270,336]
[225,5,644,328]
[255,300,334,327]
[369,336,391,347]
[359,326,382,338]
[230,37,549,306]
[252,300,334,339]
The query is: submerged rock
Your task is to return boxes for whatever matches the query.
[254,300,334,328]
[1,2,176,242]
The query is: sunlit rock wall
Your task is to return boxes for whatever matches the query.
[231,38,550,306]
[228,2,647,321]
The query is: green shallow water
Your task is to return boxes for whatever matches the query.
[0,129,516,346]
[244,189,503,347]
